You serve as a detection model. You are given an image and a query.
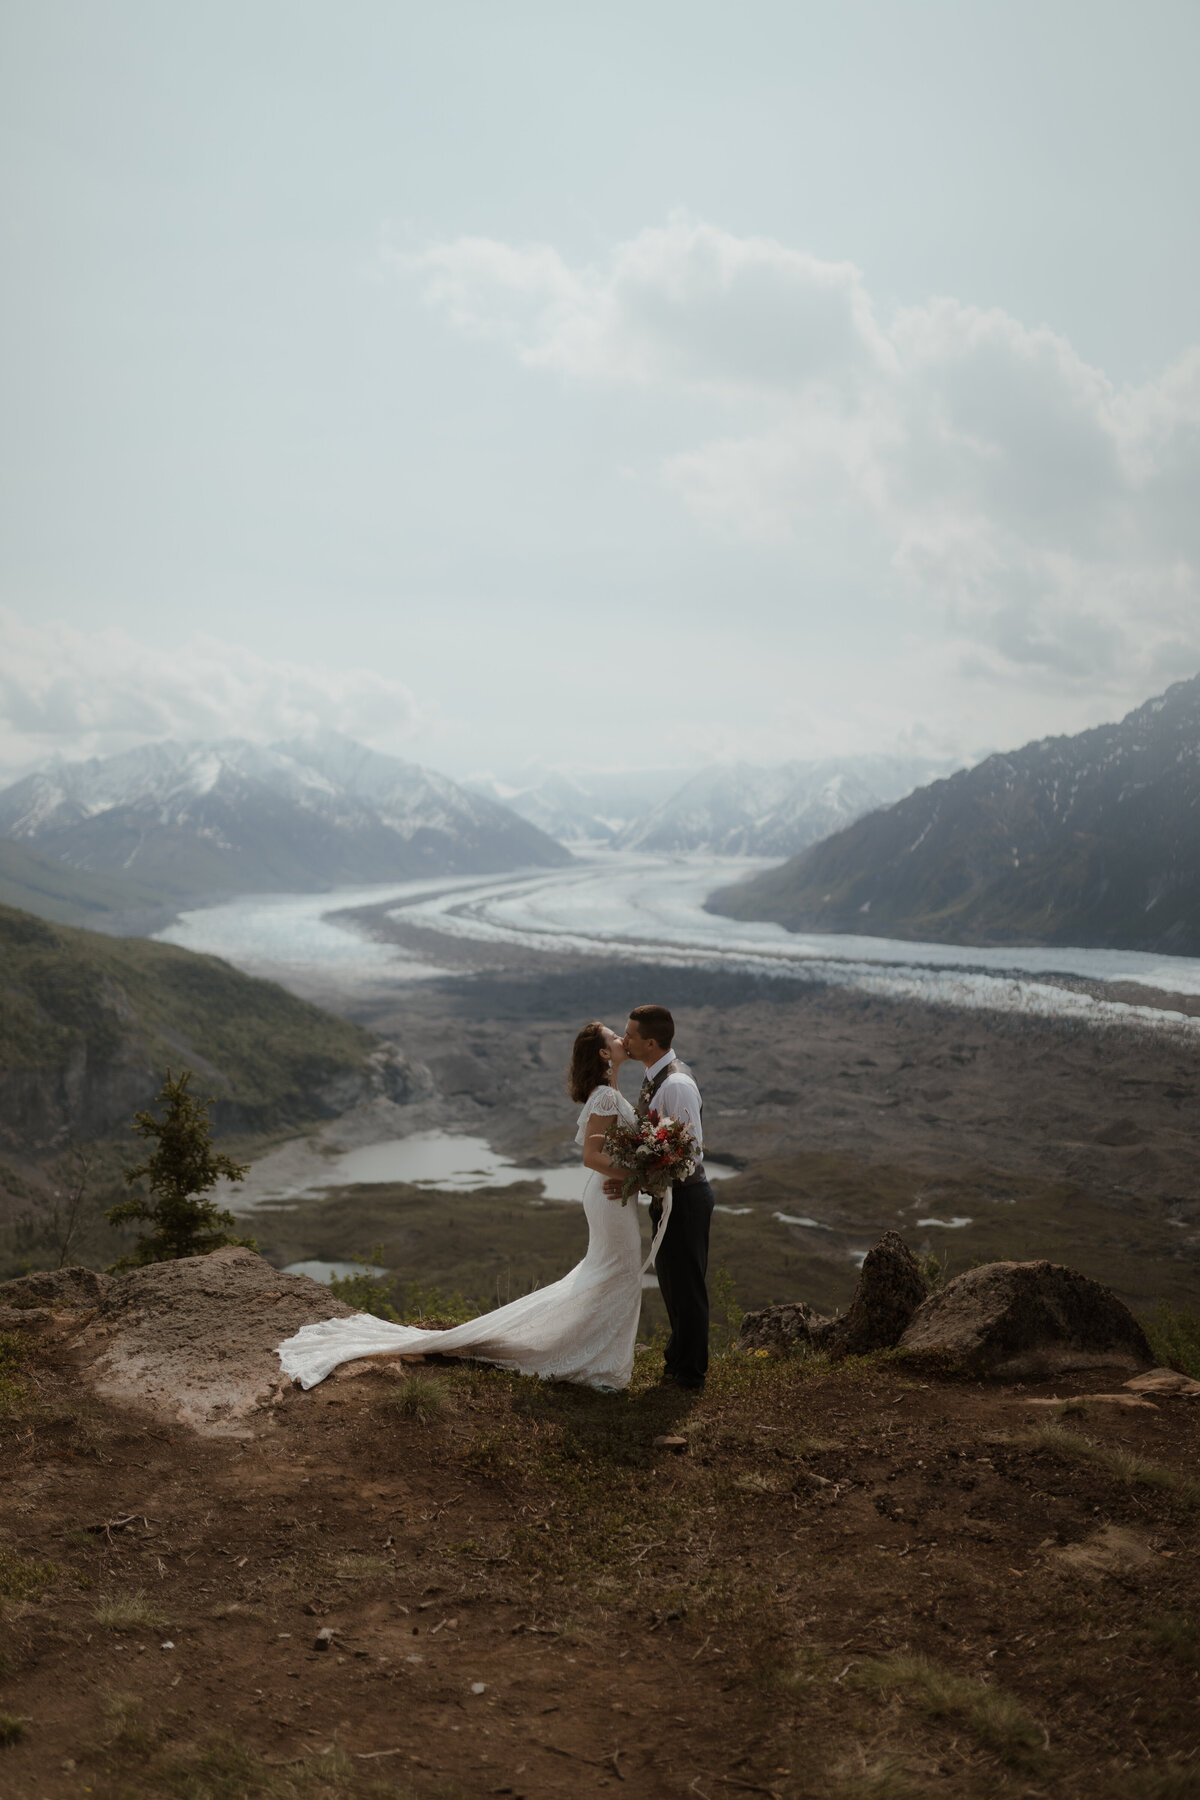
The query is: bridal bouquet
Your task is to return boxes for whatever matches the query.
[603,1110,697,1204]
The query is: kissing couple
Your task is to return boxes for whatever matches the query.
[278,1004,714,1394]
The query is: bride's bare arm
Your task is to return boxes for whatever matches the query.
[582,1114,617,1176]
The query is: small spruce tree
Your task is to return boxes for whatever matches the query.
[106,1069,257,1269]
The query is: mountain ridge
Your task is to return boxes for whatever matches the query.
[0,733,570,906]
[615,754,957,857]
[707,674,1200,954]
[470,755,957,854]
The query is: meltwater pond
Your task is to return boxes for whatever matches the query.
[228,1127,737,1212]
[280,1259,386,1284]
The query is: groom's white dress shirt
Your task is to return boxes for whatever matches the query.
[643,1050,704,1157]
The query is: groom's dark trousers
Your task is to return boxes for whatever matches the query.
[650,1173,714,1388]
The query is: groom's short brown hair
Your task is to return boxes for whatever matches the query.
[628,1004,674,1049]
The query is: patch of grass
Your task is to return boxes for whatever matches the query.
[1142,1612,1200,1666]
[710,1264,743,1353]
[381,1372,456,1423]
[0,1540,56,1606]
[331,1552,391,1583]
[851,1652,1046,1769]
[734,1470,780,1495]
[99,1689,160,1756]
[1017,1424,1200,1506]
[0,1714,26,1746]
[93,1589,169,1631]
[1145,1302,1200,1379]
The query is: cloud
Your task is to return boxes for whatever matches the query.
[0,610,419,781]
[401,216,1200,700]
[401,214,894,394]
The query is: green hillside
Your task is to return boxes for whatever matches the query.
[0,839,176,931]
[0,903,385,1144]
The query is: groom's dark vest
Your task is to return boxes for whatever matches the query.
[637,1060,707,1186]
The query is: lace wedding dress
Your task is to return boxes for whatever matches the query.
[276,1086,667,1393]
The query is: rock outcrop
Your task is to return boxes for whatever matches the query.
[0,1266,114,1310]
[897,1260,1154,1377]
[822,1231,928,1357]
[736,1238,1153,1380]
[1125,1367,1200,1397]
[76,1246,353,1435]
[0,1264,116,1328]
[737,1230,927,1358]
[738,1299,830,1355]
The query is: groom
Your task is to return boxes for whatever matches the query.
[607,1004,713,1391]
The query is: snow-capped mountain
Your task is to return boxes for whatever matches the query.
[614,756,957,857]
[0,733,570,900]
[467,769,671,844]
[709,674,1200,955]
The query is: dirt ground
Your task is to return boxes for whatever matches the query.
[1,1311,1199,1800]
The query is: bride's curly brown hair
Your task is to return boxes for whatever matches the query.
[567,1021,610,1105]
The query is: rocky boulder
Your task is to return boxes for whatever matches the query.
[80,1246,354,1435]
[821,1230,928,1358]
[737,1230,927,1358]
[738,1299,830,1355]
[0,1265,114,1311]
[898,1260,1153,1378]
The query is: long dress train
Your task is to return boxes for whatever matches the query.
[276,1086,666,1393]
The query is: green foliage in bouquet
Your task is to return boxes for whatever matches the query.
[106,1069,257,1269]
[602,1112,698,1204]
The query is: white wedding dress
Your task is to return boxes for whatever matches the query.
[276,1087,668,1393]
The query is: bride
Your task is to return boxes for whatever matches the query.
[276,1022,665,1393]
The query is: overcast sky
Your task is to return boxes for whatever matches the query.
[1,0,1197,782]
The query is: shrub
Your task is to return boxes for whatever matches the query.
[917,1250,949,1292]
[326,1271,478,1327]
[326,1270,400,1320]
[1145,1302,1200,1379]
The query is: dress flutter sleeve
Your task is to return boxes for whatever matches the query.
[574,1086,636,1145]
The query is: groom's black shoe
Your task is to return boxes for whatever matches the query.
[657,1372,704,1392]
